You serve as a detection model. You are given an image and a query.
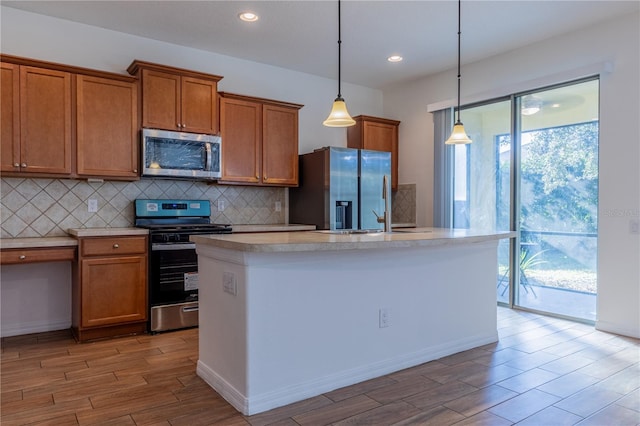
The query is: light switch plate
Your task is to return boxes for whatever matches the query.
[88,199,98,212]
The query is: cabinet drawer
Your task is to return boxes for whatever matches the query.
[81,236,147,256]
[0,247,76,264]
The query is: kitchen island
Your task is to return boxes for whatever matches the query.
[191,228,514,415]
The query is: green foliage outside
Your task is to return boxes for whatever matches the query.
[520,121,599,234]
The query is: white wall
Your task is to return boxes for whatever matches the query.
[383,12,640,338]
[0,6,383,155]
[0,263,72,336]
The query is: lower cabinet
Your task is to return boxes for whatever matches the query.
[72,235,148,342]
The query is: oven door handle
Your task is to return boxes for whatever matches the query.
[183,304,199,313]
[151,243,196,251]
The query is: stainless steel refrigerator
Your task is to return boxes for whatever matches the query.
[289,146,391,231]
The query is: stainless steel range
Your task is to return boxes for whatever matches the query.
[134,199,231,333]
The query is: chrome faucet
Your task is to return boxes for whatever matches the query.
[373,175,392,232]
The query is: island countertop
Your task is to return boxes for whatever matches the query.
[190,227,515,253]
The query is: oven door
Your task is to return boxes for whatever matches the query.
[149,242,199,307]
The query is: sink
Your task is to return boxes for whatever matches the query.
[313,229,385,235]
[313,229,431,235]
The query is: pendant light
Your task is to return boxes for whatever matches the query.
[323,0,356,127]
[445,0,472,144]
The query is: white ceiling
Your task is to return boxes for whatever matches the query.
[3,1,638,89]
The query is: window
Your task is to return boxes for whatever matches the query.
[435,78,599,322]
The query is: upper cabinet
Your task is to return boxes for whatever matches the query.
[127,60,222,135]
[347,115,401,191]
[1,62,20,173]
[76,75,138,178]
[218,92,302,186]
[1,63,72,174]
[1,55,139,180]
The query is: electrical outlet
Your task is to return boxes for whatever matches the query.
[275,201,282,212]
[217,199,225,212]
[87,199,98,212]
[631,219,640,234]
[379,308,390,328]
[223,272,237,296]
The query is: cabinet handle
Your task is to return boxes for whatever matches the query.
[263,175,267,181]
[177,124,182,128]
[113,244,119,249]
[14,163,19,167]
[19,255,26,260]
[133,169,138,173]
[21,163,27,168]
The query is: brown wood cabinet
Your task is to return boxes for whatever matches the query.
[127,60,222,135]
[0,246,76,265]
[1,63,72,174]
[72,235,148,342]
[76,75,138,178]
[1,55,140,180]
[219,92,302,186]
[347,115,401,191]
[1,62,20,173]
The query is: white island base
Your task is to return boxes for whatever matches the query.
[193,230,508,415]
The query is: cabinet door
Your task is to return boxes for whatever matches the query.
[81,255,147,328]
[20,66,72,174]
[1,62,20,172]
[141,69,180,131]
[181,76,218,134]
[262,104,298,186]
[76,75,139,178]
[363,121,399,191]
[220,97,261,183]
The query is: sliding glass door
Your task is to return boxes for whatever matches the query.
[447,78,599,321]
[449,100,512,304]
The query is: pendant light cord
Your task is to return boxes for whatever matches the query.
[455,0,462,123]
[337,0,343,100]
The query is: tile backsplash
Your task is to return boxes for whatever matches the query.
[1,178,285,238]
[1,178,418,238]
[392,183,417,225]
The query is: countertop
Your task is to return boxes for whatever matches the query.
[191,227,516,253]
[67,228,149,238]
[231,224,316,233]
[0,237,78,250]
[1,228,149,249]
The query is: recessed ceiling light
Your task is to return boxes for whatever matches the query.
[239,12,259,22]
[387,55,403,63]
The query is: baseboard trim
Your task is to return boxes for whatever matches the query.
[197,331,498,415]
[1,319,71,338]
[596,320,640,339]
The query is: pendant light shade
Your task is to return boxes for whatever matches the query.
[445,0,472,145]
[323,0,355,127]
[324,97,356,127]
[445,122,473,144]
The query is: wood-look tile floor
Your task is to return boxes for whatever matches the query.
[2,307,639,425]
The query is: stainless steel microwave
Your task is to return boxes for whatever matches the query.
[142,128,221,180]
